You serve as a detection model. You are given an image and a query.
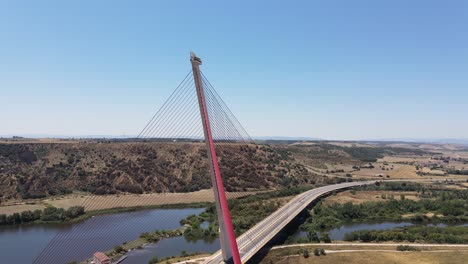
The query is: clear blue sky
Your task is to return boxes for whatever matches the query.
[1,0,467,140]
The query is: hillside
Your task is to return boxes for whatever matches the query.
[0,141,319,200]
[0,139,448,201]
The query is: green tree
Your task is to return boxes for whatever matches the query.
[114,245,125,253]
[12,213,21,224]
[33,209,42,220]
[307,231,320,242]
[0,214,7,225]
[20,210,34,223]
[65,206,85,218]
[320,233,332,243]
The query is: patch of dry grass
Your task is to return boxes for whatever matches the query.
[323,190,420,205]
[379,156,432,163]
[262,249,468,264]
[388,165,421,179]
[157,254,210,264]
[401,212,440,219]
[0,203,46,215]
[421,167,446,175]
[446,174,468,180]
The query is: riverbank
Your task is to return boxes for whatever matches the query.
[70,202,211,224]
[94,186,312,263]
[343,225,468,243]
[0,202,211,227]
[79,227,188,264]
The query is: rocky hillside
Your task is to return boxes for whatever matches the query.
[0,141,320,200]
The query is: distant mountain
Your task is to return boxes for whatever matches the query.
[362,138,468,145]
[1,134,323,141]
[253,136,322,141]
[0,134,137,139]
[2,135,467,146]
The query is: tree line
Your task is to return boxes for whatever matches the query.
[344,226,468,244]
[0,206,85,225]
[295,183,468,243]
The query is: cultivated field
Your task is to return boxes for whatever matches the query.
[379,156,433,163]
[0,189,258,215]
[327,162,422,180]
[388,165,421,178]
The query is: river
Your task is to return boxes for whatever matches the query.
[7,209,464,263]
[0,207,220,264]
[291,221,467,241]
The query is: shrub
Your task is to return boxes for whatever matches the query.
[307,231,320,242]
[113,245,125,253]
[396,245,420,251]
[320,233,332,243]
[148,256,159,264]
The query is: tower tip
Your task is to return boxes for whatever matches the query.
[190,51,202,65]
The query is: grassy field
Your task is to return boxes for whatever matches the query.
[260,245,468,264]
[261,251,468,264]
[379,156,433,163]
[0,203,46,215]
[325,162,424,180]
[421,167,446,175]
[322,190,421,205]
[157,254,211,263]
[388,164,421,178]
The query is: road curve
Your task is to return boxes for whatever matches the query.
[204,180,376,264]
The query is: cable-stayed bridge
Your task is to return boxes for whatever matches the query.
[33,52,253,264]
[33,53,376,264]
[204,181,376,264]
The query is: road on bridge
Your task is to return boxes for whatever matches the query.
[205,180,376,264]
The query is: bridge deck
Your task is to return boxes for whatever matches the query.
[205,181,376,263]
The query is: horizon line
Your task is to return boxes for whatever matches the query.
[1,134,468,145]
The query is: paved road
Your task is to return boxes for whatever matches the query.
[205,180,376,263]
[272,242,468,250]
